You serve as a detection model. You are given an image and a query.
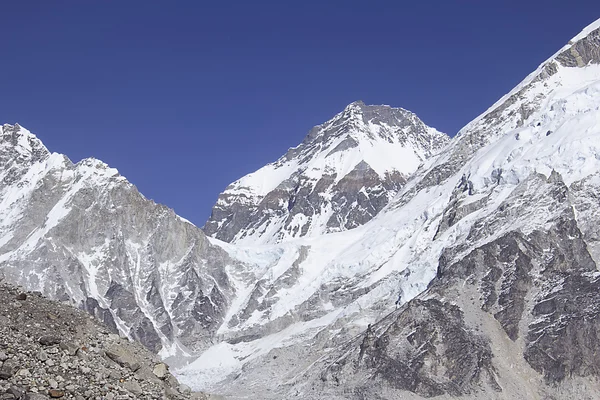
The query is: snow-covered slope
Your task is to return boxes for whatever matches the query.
[176,18,600,400]
[204,101,449,245]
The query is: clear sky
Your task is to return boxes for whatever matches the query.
[2,1,600,226]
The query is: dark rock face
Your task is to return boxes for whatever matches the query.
[556,27,600,67]
[435,208,600,386]
[326,162,406,230]
[525,273,600,382]
[433,173,484,239]
[323,299,499,398]
[106,282,163,353]
[204,102,449,244]
[83,297,118,333]
[432,172,600,382]
[307,170,600,399]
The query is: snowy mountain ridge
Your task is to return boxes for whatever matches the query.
[175,17,600,399]
[1,16,600,400]
[203,100,449,245]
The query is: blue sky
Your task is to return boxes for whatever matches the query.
[2,1,600,226]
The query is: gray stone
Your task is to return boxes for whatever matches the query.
[0,359,19,379]
[24,394,50,400]
[80,366,91,374]
[38,336,61,346]
[104,346,140,372]
[7,387,23,399]
[37,350,48,362]
[121,380,142,395]
[59,341,79,356]
[152,363,168,379]
[178,384,191,394]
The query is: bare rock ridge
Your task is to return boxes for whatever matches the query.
[0,277,218,399]
[203,101,449,245]
[308,172,600,399]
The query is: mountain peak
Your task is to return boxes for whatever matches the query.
[204,103,449,244]
[346,99,366,107]
[303,101,437,150]
[340,100,405,118]
[1,123,50,164]
[343,100,366,112]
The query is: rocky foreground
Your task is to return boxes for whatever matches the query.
[0,278,216,400]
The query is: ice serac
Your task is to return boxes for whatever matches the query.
[203,101,449,245]
[0,123,243,358]
[177,18,600,400]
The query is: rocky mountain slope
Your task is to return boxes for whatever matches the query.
[0,277,218,399]
[0,123,244,358]
[203,101,449,245]
[175,17,600,400]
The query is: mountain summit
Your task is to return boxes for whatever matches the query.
[203,102,449,244]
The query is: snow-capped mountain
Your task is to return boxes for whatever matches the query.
[174,18,600,400]
[2,16,600,400]
[203,101,449,245]
[0,123,243,358]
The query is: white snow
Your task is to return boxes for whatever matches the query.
[569,17,600,43]
[73,238,111,299]
[232,161,300,197]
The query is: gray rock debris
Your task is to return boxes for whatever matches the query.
[153,363,168,379]
[0,278,216,399]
